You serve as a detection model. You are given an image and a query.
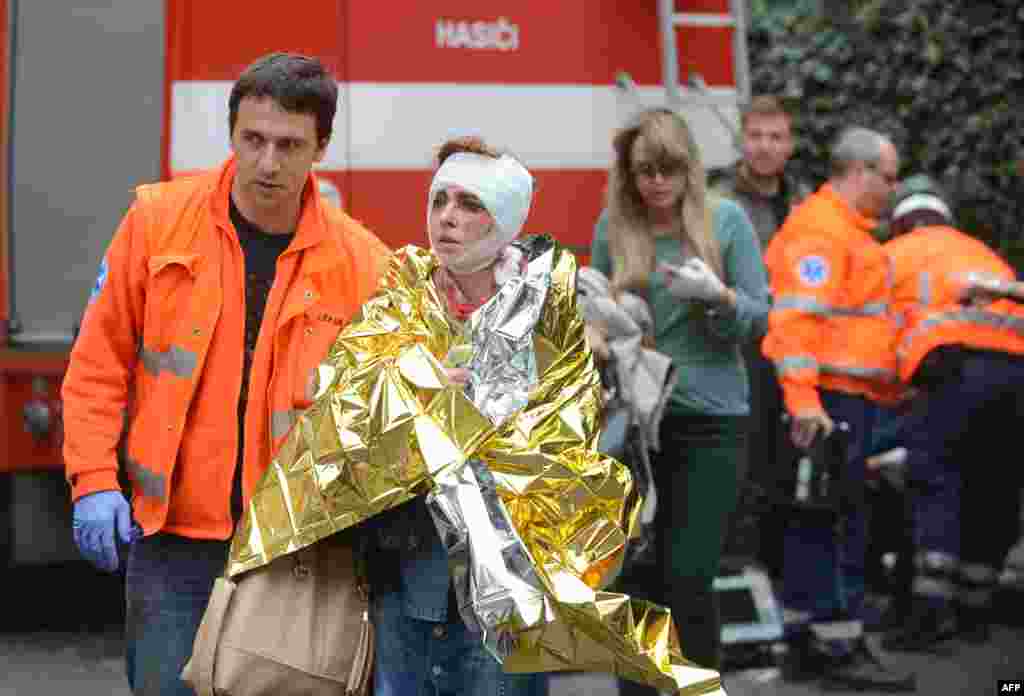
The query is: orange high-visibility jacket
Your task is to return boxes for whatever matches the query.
[762,184,903,416]
[884,224,1024,382]
[62,159,391,539]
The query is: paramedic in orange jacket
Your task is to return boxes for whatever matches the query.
[762,127,914,691]
[878,177,1024,652]
[61,53,390,696]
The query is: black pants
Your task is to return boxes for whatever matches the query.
[616,413,746,694]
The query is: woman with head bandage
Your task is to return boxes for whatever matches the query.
[235,134,724,695]
[427,146,532,273]
[426,140,534,364]
[363,136,546,696]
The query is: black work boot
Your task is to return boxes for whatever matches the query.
[956,562,998,645]
[956,602,992,644]
[781,632,844,683]
[820,637,917,692]
[881,598,958,652]
[864,592,912,632]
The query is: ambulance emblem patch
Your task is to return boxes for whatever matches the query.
[89,258,108,304]
[797,255,829,287]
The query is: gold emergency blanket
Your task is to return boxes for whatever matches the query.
[227,239,725,695]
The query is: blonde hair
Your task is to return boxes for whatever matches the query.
[606,108,722,296]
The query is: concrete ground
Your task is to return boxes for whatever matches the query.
[551,625,1023,695]
[2,624,1021,695]
[2,548,1021,696]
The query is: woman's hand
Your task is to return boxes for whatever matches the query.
[584,322,611,362]
[445,367,471,386]
[658,258,728,305]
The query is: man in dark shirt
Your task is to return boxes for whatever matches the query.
[63,53,390,696]
[228,196,294,519]
[709,96,811,577]
[709,95,811,248]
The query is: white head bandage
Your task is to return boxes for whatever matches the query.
[427,152,534,274]
[892,193,952,222]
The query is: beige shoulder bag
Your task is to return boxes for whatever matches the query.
[181,530,374,696]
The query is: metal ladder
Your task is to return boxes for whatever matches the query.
[656,0,751,107]
[612,2,750,157]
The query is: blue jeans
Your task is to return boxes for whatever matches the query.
[372,589,545,696]
[125,533,229,695]
[781,390,875,627]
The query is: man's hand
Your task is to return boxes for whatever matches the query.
[72,490,138,573]
[950,271,1024,306]
[658,258,727,304]
[866,447,908,472]
[790,409,835,450]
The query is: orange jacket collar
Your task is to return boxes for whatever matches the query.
[819,183,877,235]
[208,157,344,275]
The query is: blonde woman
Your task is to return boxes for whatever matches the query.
[589,107,770,680]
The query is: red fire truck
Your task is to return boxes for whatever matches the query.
[0,0,747,565]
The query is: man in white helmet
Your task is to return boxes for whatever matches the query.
[881,175,1024,651]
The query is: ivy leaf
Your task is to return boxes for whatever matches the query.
[749,1,1024,265]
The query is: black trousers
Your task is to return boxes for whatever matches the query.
[616,413,746,694]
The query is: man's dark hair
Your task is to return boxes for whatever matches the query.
[229,52,338,145]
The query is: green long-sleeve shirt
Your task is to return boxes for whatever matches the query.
[590,199,769,416]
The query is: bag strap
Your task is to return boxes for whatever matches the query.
[191,576,237,696]
[348,537,374,695]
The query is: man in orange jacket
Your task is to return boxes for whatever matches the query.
[61,53,390,695]
[762,127,915,690]
[879,176,1024,652]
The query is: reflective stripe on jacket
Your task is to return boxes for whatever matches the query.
[62,158,391,539]
[762,183,902,415]
[885,225,1024,382]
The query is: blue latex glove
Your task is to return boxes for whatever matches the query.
[72,490,139,572]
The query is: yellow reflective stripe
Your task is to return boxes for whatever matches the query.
[820,363,898,382]
[959,562,999,584]
[124,456,167,500]
[271,409,300,440]
[774,295,888,318]
[958,586,994,607]
[774,356,818,375]
[808,620,863,641]
[916,550,958,573]
[899,307,1024,358]
[139,345,198,379]
[777,356,896,382]
[912,576,956,599]
[918,271,932,307]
